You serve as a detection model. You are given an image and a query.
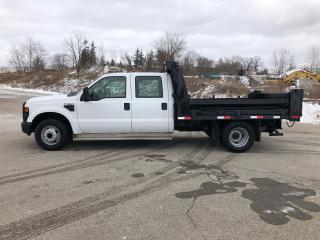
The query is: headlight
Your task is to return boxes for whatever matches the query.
[22,102,29,121]
[23,102,29,113]
[23,106,29,113]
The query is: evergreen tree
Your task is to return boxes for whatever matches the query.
[139,49,145,68]
[146,50,155,71]
[110,59,115,67]
[79,39,90,69]
[133,48,140,69]
[89,41,97,66]
[133,48,145,69]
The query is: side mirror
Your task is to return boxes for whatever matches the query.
[82,87,90,101]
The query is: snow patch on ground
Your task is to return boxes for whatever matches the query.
[281,207,295,214]
[301,102,320,124]
[0,84,59,95]
[0,78,93,95]
[190,85,238,98]
[200,85,215,98]
[264,207,295,214]
[239,76,250,86]
[56,78,92,94]
[59,78,83,94]
[264,210,273,214]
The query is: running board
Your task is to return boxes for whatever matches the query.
[73,132,173,141]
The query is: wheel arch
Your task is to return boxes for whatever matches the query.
[32,112,73,136]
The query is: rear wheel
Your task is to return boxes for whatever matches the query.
[221,121,255,153]
[35,118,70,150]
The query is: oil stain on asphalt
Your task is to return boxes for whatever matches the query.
[241,178,320,225]
[174,163,320,226]
[131,173,145,178]
[176,181,247,199]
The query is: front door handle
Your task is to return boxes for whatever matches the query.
[161,103,167,110]
[124,103,130,110]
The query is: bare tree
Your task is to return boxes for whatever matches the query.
[51,53,68,70]
[214,57,241,75]
[153,32,186,65]
[23,38,46,71]
[24,38,35,71]
[197,56,214,68]
[272,49,292,75]
[9,46,25,72]
[306,46,320,73]
[64,32,87,76]
[182,51,199,75]
[288,55,296,70]
[9,38,46,72]
[121,53,132,71]
[240,56,262,72]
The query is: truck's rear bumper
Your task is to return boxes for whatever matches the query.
[21,121,32,135]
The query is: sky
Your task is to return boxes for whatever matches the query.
[0,0,320,68]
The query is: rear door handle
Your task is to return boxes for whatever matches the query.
[124,103,130,110]
[161,103,167,110]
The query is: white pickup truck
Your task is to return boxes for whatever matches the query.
[22,61,303,152]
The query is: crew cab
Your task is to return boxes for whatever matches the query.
[21,61,304,152]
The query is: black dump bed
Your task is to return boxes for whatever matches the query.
[188,89,303,121]
[165,61,304,122]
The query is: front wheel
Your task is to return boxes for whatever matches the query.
[35,118,70,150]
[221,121,255,153]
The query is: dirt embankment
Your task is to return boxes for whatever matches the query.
[0,70,99,93]
[1,70,319,98]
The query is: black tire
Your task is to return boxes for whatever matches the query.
[34,118,70,150]
[221,121,255,153]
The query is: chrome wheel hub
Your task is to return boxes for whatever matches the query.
[41,125,61,145]
[229,127,249,148]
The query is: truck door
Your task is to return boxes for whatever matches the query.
[131,73,169,132]
[77,75,131,133]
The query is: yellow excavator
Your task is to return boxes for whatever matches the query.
[283,69,320,85]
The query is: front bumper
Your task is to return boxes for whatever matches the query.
[21,121,32,135]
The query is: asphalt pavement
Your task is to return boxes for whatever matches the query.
[0,88,320,240]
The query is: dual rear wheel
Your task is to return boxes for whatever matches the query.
[209,121,255,153]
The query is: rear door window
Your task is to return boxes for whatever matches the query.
[135,76,163,98]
